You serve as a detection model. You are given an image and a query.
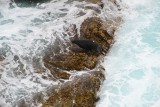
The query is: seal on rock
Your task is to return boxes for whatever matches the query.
[12,0,51,7]
[71,39,102,55]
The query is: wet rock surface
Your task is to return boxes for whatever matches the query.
[42,16,114,107]
[80,17,113,53]
[84,0,101,4]
[41,0,123,106]
[42,70,105,107]
[44,52,98,71]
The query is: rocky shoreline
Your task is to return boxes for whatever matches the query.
[11,0,123,106]
[41,0,123,106]
[42,17,111,107]
[0,0,124,106]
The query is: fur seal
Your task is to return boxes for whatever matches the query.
[71,39,102,55]
[12,0,51,7]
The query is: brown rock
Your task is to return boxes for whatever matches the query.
[80,17,113,53]
[43,52,98,71]
[83,0,101,4]
[0,55,5,61]
[44,63,71,79]
[42,17,114,107]
[42,70,105,107]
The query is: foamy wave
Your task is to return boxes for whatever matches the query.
[97,0,160,107]
[0,0,105,106]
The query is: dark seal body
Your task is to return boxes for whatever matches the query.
[71,39,101,55]
[12,0,51,7]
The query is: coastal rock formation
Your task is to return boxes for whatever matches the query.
[84,0,102,4]
[80,17,113,53]
[44,52,98,71]
[43,70,105,107]
[39,0,124,106]
[42,16,114,107]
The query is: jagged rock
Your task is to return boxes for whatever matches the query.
[80,17,113,53]
[43,52,98,71]
[42,17,114,107]
[83,0,102,4]
[42,70,105,107]
[43,62,71,79]
[85,5,102,13]
[0,55,5,61]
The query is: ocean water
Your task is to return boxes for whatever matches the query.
[97,0,160,107]
[0,0,108,106]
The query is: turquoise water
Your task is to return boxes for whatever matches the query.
[97,0,160,107]
[1,0,160,106]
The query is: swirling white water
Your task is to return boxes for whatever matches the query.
[97,0,160,107]
[2,0,158,107]
[0,0,108,106]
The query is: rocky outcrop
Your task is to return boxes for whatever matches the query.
[83,0,102,4]
[80,17,113,53]
[44,52,98,71]
[42,16,114,107]
[42,70,105,107]
[40,0,123,106]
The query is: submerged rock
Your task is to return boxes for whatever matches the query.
[0,55,5,61]
[0,12,3,19]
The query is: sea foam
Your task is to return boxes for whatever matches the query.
[0,0,101,106]
[97,0,160,107]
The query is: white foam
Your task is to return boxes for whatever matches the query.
[97,0,160,107]
[0,0,102,106]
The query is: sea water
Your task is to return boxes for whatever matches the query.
[0,0,104,106]
[97,0,160,107]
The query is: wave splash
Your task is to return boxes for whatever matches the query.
[0,0,105,106]
[97,0,160,107]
